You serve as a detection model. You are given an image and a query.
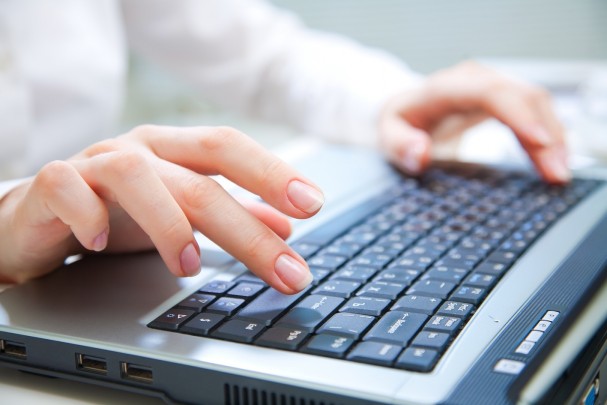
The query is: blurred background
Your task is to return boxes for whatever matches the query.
[122,0,607,160]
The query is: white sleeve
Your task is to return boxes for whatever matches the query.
[120,0,422,147]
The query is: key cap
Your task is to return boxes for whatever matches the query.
[463,272,497,289]
[412,331,450,351]
[317,313,375,339]
[312,280,360,298]
[212,319,265,343]
[290,241,321,259]
[450,286,487,305]
[228,282,265,298]
[424,315,462,334]
[406,279,455,299]
[199,280,235,294]
[256,327,309,350]
[207,297,245,316]
[436,301,474,319]
[177,293,216,311]
[331,266,376,283]
[308,254,348,271]
[180,312,225,336]
[391,295,442,315]
[396,347,439,372]
[363,311,427,345]
[302,334,354,358]
[340,297,391,316]
[346,342,402,366]
[276,295,343,331]
[149,308,196,331]
[356,281,406,300]
[235,287,309,326]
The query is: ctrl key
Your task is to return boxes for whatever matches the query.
[302,334,354,358]
[396,347,438,372]
[212,320,265,343]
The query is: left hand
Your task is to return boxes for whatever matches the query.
[378,61,570,184]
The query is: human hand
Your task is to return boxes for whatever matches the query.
[379,61,570,184]
[0,126,324,294]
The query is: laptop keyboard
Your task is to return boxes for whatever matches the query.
[148,166,602,372]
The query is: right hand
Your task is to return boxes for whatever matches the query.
[0,125,324,294]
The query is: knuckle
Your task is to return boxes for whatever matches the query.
[83,138,125,157]
[35,160,76,191]
[258,157,286,190]
[243,228,276,259]
[129,124,162,140]
[198,126,244,153]
[181,177,221,212]
[103,150,151,179]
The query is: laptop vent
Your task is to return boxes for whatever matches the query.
[223,383,340,405]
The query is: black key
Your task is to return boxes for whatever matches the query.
[256,327,309,350]
[317,313,375,339]
[340,297,391,316]
[347,342,402,366]
[411,331,450,351]
[486,250,518,266]
[212,319,265,343]
[309,267,331,285]
[228,282,265,298]
[406,279,455,299]
[199,280,235,294]
[149,308,195,331]
[290,241,321,259]
[451,286,487,305]
[235,271,267,285]
[181,312,225,336]
[425,315,462,334]
[308,254,348,271]
[320,242,363,258]
[396,347,439,372]
[235,287,309,326]
[422,266,469,283]
[436,301,474,319]
[276,295,343,331]
[349,253,393,270]
[331,266,376,283]
[390,255,433,271]
[475,261,509,277]
[463,272,497,289]
[356,281,406,300]
[207,297,245,316]
[392,295,442,315]
[364,311,427,345]
[302,334,354,358]
[177,293,216,311]
[373,268,418,285]
[312,280,360,298]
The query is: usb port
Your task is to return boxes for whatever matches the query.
[76,353,107,375]
[0,339,27,359]
[120,361,153,384]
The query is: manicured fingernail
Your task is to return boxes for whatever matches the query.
[542,150,571,183]
[402,143,425,174]
[92,228,108,252]
[275,254,313,291]
[180,243,201,276]
[287,180,324,214]
[528,126,553,147]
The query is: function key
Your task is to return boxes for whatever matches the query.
[199,280,235,294]
[228,282,265,298]
[148,308,195,331]
[451,286,487,305]
[177,293,216,311]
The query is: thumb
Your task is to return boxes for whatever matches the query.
[379,114,433,176]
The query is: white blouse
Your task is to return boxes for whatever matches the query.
[0,0,419,183]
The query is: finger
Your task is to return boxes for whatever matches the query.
[379,110,432,175]
[128,125,324,219]
[238,199,292,241]
[72,151,202,277]
[22,160,109,252]
[161,165,311,294]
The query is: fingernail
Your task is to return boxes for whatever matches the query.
[287,180,324,214]
[275,254,313,291]
[542,150,571,183]
[528,126,553,147]
[92,228,108,252]
[402,143,425,174]
[180,243,201,276]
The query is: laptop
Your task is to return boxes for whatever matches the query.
[1,141,606,405]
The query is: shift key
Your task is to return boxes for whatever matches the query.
[235,287,309,326]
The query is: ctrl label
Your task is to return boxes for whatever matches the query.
[493,359,525,375]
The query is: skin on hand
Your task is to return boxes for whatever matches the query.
[0,125,324,294]
[379,61,571,184]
